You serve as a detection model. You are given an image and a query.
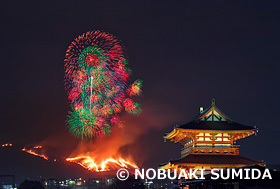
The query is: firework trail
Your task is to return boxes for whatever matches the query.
[65,31,142,139]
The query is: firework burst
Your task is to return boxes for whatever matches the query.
[65,31,142,139]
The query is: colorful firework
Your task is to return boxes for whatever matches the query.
[65,31,142,139]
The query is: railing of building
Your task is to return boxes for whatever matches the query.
[181,145,240,157]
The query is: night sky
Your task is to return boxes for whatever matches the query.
[1,0,280,183]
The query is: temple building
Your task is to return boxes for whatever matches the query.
[160,99,264,175]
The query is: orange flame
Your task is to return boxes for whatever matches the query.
[33,145,42,149]
[2,143,12,147]
[22,147,49,160]
[66,156,138,172]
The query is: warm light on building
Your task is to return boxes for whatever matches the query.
[160,99,264,175]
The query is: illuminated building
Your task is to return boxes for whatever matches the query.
[160,99,264,175]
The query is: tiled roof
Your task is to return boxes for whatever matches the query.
[175,99,256,131]
[160,154,262,166]
[178,121,255,131]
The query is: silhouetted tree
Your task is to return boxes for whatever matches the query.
[19,180,43,189]
[109,176,144,189]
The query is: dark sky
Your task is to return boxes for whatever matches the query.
[1,0,280,183]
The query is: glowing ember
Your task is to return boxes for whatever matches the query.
[2,143,12,147]
[66,156,138,172]
[22,147,49,160]
[33,145,42,149]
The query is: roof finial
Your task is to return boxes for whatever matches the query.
[212,98,215,106]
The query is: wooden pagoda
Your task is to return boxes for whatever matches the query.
[160,99,264,174]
